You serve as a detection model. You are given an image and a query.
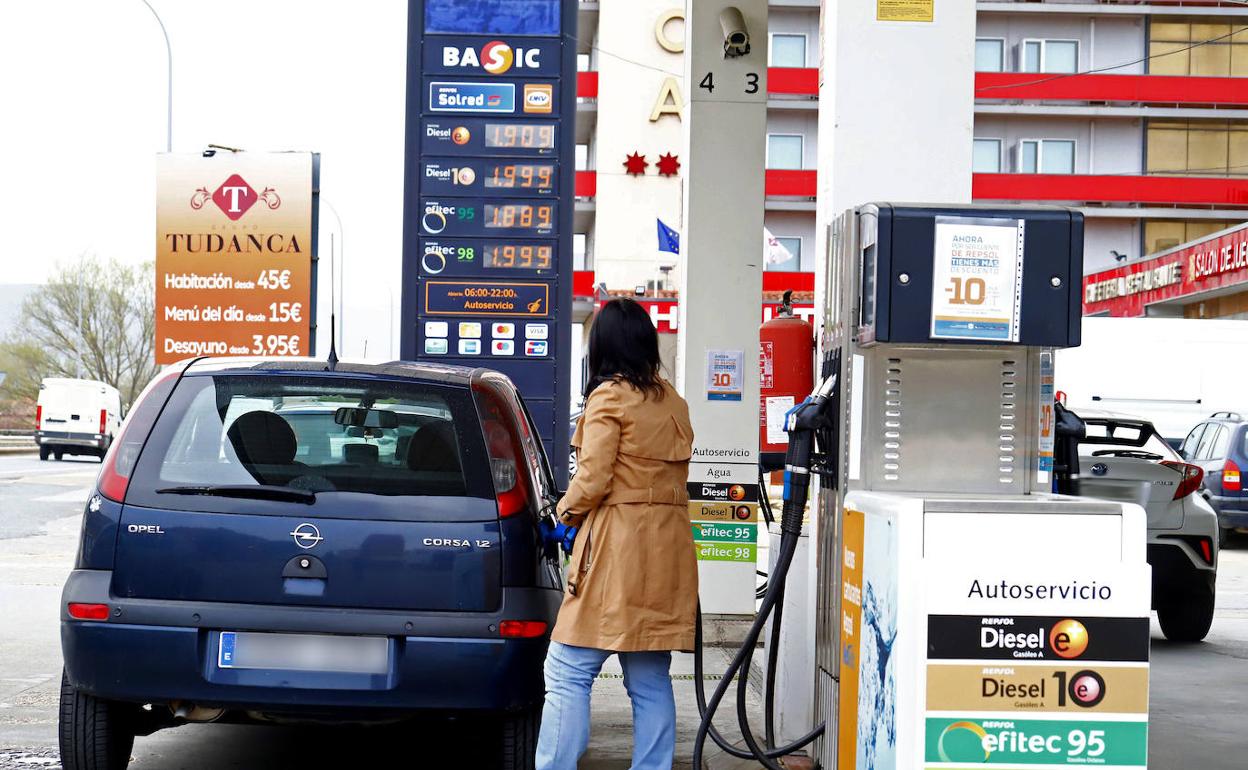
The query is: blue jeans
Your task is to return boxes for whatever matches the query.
[535,641,676,770]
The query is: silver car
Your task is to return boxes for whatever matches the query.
[1073,409,1219,642]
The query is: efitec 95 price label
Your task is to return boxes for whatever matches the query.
[925,717,1147,766]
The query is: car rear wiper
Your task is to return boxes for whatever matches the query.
[155,485,316,504]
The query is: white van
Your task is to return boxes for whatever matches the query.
[35,378,122,461]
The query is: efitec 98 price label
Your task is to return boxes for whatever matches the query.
[695,542,757,563]
[420,238,557,276]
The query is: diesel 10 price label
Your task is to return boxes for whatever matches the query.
[422,158,557,197]
[423,281,551,317]
[421,239,556,276]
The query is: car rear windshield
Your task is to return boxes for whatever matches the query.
[1080,421,1179,461]
[126,374,494,513]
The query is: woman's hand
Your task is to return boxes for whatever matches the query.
[540,517,579,555]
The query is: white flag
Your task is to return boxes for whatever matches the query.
[764,227,793,265]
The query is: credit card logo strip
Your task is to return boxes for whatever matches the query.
[493,340,516,356]
[459,321,483,338]
[492,322,516,339]
[458,339,482,355]
[427,81,516,114]
[525,323,549,340]
[523,83,554,113]
[424,321,450,338]
[525,340,549,357]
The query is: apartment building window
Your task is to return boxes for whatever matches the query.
[1147,120,1248,177]
[575,143,589,171]
[767,134,804,169]
[573,233,588,271]
[766,237,803,272]
[975,38,1005,72]
[1020,39,1078,74]
[1150,18,1248,77]
[577,53,590,71]
[1018,139,1075,174]
[1144,219,1238,255]
[973,138,1003,173]
[770,34,807,67]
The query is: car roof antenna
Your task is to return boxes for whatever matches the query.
[327,231,339,370]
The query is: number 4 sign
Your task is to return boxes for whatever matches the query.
[930,216,1025,343]
[706,349,745,402]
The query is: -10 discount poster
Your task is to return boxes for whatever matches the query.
[930,217,1025,343]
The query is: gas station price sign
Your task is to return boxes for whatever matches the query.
[403,0,576,481]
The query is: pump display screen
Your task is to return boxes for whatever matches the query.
[424,0,560,36]
[486,123,556,149]
[483,163,555,190]
[485,203,554,230]
[484,243,554,269]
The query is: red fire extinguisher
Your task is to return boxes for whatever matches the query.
[759,290,814,470]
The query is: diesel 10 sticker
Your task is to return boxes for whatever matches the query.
[925,717,1147,767]
[926,615,1150,662]
[689,501,757,523]
[925,664,1148,714]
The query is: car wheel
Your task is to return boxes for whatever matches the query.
[1219,525,1230,550]
[499,703,541,770]
[54,450,64,461]
[58,671,135,770]
[1157,584,1215,643]
[39,446,50,461]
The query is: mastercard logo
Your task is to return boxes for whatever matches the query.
[1050,619,1089,659]
[728,485,746,501]
[451,127,471,145]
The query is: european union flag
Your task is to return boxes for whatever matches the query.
[657,219,680,255]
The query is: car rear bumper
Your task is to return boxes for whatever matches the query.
[61,569,560,713]
[36,431,105,449]
[1147,542,1215,606]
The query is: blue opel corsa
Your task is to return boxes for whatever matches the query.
[59,358,562,769]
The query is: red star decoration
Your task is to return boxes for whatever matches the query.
[623,152,649,176]
[656,153,680,177]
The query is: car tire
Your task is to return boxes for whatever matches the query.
[54,450,64,461]
[500,703,541,770]
[1219,525,1230,550]
[39,446,49,461]
[1157,584,1216,643]
[58,671,135,770]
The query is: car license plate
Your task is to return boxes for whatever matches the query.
[217,631,390,674]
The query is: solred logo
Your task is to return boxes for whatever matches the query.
[212,174,257,220]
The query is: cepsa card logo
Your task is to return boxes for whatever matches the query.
[442,40,541,75]
[189,174,281,221]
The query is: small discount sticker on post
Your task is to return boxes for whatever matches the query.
[705,349,745,402]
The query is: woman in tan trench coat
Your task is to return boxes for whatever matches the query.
[535,298,698,770]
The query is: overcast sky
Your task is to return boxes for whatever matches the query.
[0,1,409,358]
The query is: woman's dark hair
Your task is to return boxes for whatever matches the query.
[585,298,665,399]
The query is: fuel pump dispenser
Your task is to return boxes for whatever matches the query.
[696,203,1153,770]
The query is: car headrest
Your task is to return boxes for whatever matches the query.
[343,443,380,465]
[407,421,460,473]
[227,411,297,467]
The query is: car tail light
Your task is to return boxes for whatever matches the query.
[35,405,42,430]
[1224,459,1241,492]
[1199,537,1214,564]
[472,379,535,519]
[499,620,548,638]
[98,369,182,503]
[98,408,107,435]
[1160,460,1204,500]
[67,603,110,621]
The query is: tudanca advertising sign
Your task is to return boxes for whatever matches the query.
[1083,221,1248,317]
[155,153,317,365]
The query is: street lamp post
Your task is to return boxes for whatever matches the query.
[139,0,172,152]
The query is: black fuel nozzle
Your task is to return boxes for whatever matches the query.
[778,373,838,536]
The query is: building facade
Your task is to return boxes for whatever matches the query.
[572,0,1248,310]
